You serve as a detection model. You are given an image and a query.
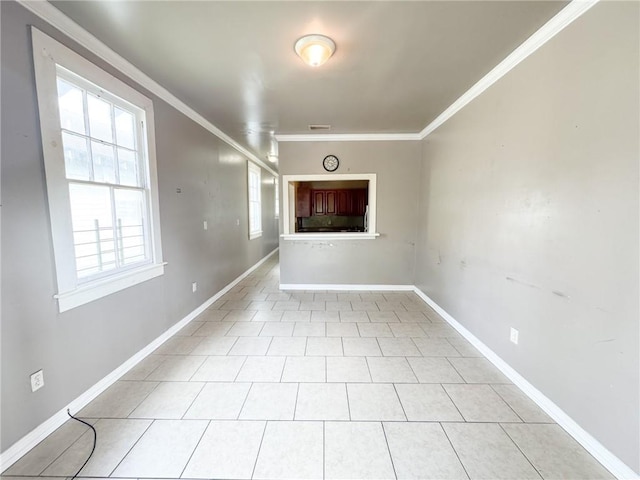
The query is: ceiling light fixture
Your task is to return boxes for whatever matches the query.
[294,34,336,67]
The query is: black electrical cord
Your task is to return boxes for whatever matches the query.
[66,409,97,480]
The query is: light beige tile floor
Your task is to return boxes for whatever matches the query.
[2,255,615,480]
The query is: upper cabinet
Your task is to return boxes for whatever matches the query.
[313,190,325,215]
[307,188,367,216]
[296,186,311,217]
[337,190,350,215]
[351,189,366,216]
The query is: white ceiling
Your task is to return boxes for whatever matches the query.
[50,1,568,167]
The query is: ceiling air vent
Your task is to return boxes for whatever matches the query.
[308,124,331,130]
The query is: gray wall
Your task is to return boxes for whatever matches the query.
[278,141,420,285]
[415,1,639,472]
[1,1,278,452]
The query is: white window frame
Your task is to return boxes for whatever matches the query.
[248,161,262,239]
[281,173,380,240]
[274,177,280,219]
[31,28,164,313]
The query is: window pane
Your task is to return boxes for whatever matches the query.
[251,204,260,230]
[114,189,148,266]
[68,183,115,278]
[118,148,139,187]
[57,78,86,135]
[61,132,91,180]
[87,94,113,143]
[91,141,116,184]
[114,107,136,149]
[249,172,258,200]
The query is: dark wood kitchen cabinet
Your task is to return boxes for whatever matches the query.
[312,190,337,215]
[313,190,325,215]
[308,188,368,216]
[296,186,311,217]
[337,190,350,215]
[325,191,337,215]
[352,189,367,215]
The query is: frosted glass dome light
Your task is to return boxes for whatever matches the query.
[294,34,336,67]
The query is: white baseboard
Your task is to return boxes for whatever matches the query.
[279,283,414,291]
[0,248,278,472]
[412,287,639,480]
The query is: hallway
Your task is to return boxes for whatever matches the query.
[3,254,613,479]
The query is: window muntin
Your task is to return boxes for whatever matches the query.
[248,162,262,239]
[32,27,164,312]
[57,69,152,282]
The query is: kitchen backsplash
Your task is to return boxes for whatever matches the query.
[299,215,365,229]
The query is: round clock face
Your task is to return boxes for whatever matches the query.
[323,155,339,172]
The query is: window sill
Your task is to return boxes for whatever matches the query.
[55,263,166,313]
[281,232,380,241]
[249,231,263,240]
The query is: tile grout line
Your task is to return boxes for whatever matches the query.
[374,336,384,358]
[441,383,468,422]
[445,355,468,384]
[498,423,544,479]
[249,421,268,479]
[292,383,301,421]
[185,356,209,382]
[404,354,422,384]
[322,421,326,480]
[324,356,328,383]
[179,381,207,420]
[236,383,254,420]
[178,419,211,479]
[489,384,527,424]
[443,336,462,356]
[279,357,287,383]
[17,256,612,480]
[439,422,472,480]
[106,418,155,478]
[364,356,374,383]
[380,422,399,480]
[232,356,250,382]
[391,383,409,422]
[125,380,164,419]
[34,417,99,478]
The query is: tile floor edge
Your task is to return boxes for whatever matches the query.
[0,247,280,473]
[412,286,639,480]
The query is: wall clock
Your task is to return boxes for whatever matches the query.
[323,154,339,172]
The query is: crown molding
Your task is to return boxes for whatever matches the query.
[17,0,278,178]
[276,0,599,144]
[418,0,600,139]
[275,133,422,142]
[20,0,599,155]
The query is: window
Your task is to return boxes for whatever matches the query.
[248,162,262,239]
[275,177,280,219]
[32,28,164,312]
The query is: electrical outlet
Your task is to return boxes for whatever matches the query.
[31,370,44,392]
[236,218,240,226]
[203,220,208,231]
[192,282,197,293]
[510,327,519,345]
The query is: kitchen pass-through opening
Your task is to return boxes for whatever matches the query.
[281,173,378,239]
